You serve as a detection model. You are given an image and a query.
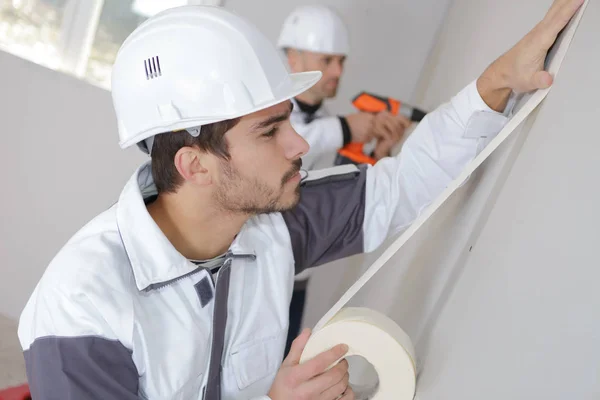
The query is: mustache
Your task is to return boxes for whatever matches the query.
[281,159,303,185]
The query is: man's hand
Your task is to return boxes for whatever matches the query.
[269,329,355,400]
[477,0,585,112]
[372,137,396,161]
[346,112,375,143]
[372,111,410,144]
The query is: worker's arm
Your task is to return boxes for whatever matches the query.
[283,0,578,271]
[18,283,141,399]
[283,80,508,271]
[362,80,509,251]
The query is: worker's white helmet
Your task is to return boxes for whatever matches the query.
[111,6,322,152]
[277,5,350,55]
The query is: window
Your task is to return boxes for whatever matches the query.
[85,0,146,89]
[0,0,223,90]
[0,0,67,71]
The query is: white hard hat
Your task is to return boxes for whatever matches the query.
[111,6,322,151]
[277,5,350,55]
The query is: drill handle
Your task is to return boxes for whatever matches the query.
[352,92,401,115]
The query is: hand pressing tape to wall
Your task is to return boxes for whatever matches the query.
[300,308,416,400]
[299,2,589,399]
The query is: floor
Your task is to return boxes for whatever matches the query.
[0,314,27,389]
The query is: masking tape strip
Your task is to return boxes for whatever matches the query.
[300,4,589,399]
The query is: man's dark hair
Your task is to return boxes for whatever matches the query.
[151,118,241,194]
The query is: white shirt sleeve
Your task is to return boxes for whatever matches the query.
[363,80,512,251]
[290,105,345,170]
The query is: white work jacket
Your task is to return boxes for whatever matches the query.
[18,81,510,400]
[290,98,347,170]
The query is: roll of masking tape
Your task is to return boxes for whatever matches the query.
[300,307,416,400]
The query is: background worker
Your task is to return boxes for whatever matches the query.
[278,5,411,170]
[277,4,412,353]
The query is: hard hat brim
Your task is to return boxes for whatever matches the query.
[118,71,323,150]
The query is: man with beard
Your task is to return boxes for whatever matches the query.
[18,1,582,398]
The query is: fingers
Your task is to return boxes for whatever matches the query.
[544,0,566,21]
[372,112,391,140]
[282,328,311,367]
[376,121,395,141]
[317,372,349,400]
[361,114,376,143]
[553,0,584,30]
[374,111,408,142]
[545,0,577,22]
[339,387,356,400]
[390,115,410,141]
[542,0,584,37]
[298,360,348,399]
[295,344,349,383]
[384,117,400,140]
[397,114,412,130]
[385,115,409,141]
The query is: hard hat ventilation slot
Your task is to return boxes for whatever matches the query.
[144,56,162,80]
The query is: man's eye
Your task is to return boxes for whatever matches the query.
[262,127,278,138]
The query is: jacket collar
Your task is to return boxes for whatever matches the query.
[116,161,253,291]
[293,97,323,115]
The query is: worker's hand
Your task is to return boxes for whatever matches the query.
[372,111,410,143]
[345,112,375,143]
[477,0,584,112]
[372,138,396,161]
[268,328,355,400]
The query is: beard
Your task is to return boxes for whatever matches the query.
[214,159,302,215]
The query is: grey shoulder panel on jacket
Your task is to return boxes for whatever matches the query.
[282,164,368,274]
[24,335,141,399]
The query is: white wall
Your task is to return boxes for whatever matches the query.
[0,51,147,320]
[226,0,452,114]
[414,1,600,397]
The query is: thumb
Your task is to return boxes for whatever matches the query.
[282,328,312,367]
[534,70,554,89]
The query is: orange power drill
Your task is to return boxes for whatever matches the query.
[335,92,428,166]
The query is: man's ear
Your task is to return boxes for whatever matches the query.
[174,146,213,186]
[286,49,303,73]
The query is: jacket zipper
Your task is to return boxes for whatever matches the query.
[201,251,256,399]
[212,252,256,285]
[143,251,256,292]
